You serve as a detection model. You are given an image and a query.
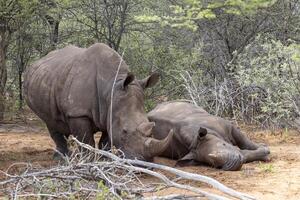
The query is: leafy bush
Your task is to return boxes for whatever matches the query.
[180,34,300,128]
[232,35,300,127]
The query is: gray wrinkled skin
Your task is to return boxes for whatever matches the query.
[148,100,270,171]
[24,43,173,161]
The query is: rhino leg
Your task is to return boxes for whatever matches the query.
[232,127,261,150]
[98,131,110,150]
[47,127,69,159]
[69,117,95,148]
[240,146,270,163]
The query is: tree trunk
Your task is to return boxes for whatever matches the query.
[0,91,4,122]
[18,66,23,110]
[16,34,24,110]
[0,31,8,121]
[0,27,10,121]
[46,15,60,51]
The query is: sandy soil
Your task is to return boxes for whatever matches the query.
[0,125,299,199]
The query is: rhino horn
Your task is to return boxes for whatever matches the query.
[144,129,174,157]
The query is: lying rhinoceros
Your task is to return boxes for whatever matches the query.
[148,101,270,170]
[24,43,173,161]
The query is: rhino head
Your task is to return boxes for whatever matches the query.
[107,72,173,161]
[178,127,244,171]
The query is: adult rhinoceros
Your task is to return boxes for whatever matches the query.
[24,43,173,161]
[148,101,270,170]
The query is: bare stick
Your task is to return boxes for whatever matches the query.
[109,50,125,149]
[0,137,255,200]
[144,194,202,200]
[71,136,255,200]
[122,164,230,200]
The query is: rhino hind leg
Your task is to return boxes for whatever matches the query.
[47,127,69,159]
[176,159,198,167]
[240,146,270,163]
[232,127,261,150]
[231,127,271,163]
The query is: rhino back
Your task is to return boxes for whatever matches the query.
[185,114,235,144]
[24,45,83,123]
[149,100,207,119]
[148,102,196,158]
[149,101,236,149]
[24,43,129,130]
[149,116,190,159]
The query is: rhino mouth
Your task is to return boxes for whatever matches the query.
[221,153,244,171]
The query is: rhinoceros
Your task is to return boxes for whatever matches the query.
[24,43,173,161]
[148,101,270,170]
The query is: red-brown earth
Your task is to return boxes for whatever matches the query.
[0,123,299,199]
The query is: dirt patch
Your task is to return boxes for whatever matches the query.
[0,128,299,199]
[0,131,57,179]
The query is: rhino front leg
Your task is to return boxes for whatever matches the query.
[240,146,270,163]
[47,126,69,159]
[69,117,95,148]
[98,131,110,150]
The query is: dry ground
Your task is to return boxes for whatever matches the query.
[0,123,299,199]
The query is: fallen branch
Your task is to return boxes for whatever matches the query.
[109,50,125,149]
[0,136,256,200]
[71,136,255,200]
[144,194,202,200]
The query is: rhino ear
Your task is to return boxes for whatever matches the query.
[176,151,196,166]
[137,122,155,136]
[198,127,207,138]
[122,73,135,89]
[139,72,160,89]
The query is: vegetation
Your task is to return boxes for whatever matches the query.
[0,0,299,128]
[258,162,275,173]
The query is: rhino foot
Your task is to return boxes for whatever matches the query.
[257,146,271,162]
[261,155,271,162]
[258,145,270,154]
[53,150,69,161]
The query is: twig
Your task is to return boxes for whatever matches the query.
[0,136,256,200]
[109,50,125,149]
[143,194,202,200]
[70,136,255,200]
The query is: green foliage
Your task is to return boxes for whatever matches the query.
[135,0,277,31]
[122,30,205,110]
[258,162,274,173]
[289,43,300,62]
[1,0,299,129]
[96,181,114,200]
[225,0,277,15]
[233,35,300,126]
[0,0,40,27]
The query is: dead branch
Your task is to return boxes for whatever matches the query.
[71,136,255,200]
[109,50,125,149]
[0,136,256,200]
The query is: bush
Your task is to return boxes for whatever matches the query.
[232,35,300,127]
[180,34,300,128]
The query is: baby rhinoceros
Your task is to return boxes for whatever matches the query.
[148,101,270,171]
